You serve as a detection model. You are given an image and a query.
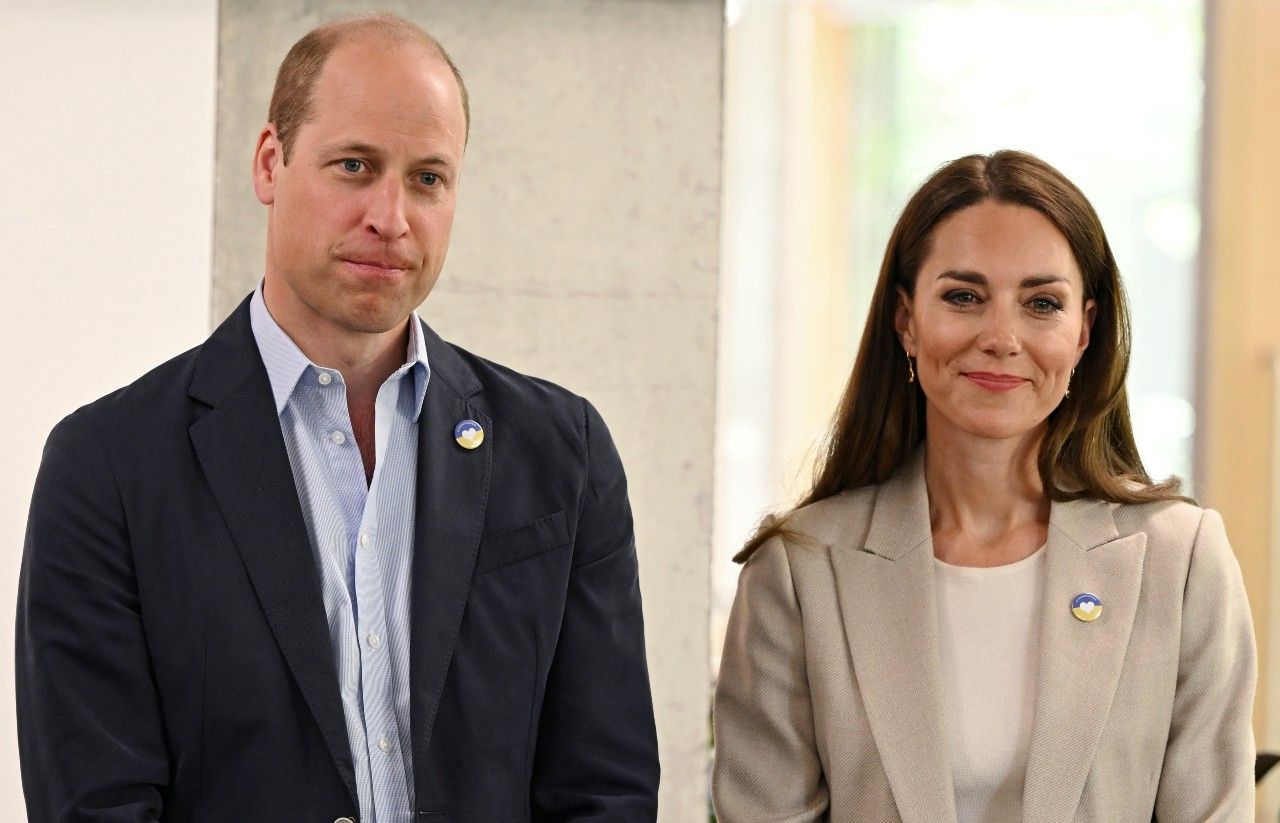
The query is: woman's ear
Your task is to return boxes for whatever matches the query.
[1077,297,1097,360]
[895,286,916,354]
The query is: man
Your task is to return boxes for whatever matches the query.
[16,13,659,821]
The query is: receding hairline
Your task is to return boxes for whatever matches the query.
[308,12,450,60]
[267,12,470,163]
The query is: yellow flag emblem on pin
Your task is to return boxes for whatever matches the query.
[1071,592,1102,622]
[454,419,484,450]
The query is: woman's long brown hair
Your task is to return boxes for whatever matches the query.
[737,150,1185,562]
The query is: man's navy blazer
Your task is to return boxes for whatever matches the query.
[16,296,660,821]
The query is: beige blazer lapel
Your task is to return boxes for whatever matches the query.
[1022,498,1147,823]
[831,453,958,823]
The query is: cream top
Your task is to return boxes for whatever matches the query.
[934,546,1046,823]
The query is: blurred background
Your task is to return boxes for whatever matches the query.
[3,0,1279,820]
[715,0,1280,819]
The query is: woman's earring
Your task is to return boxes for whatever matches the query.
[1065,367,1075,398]
[906,353,916,384]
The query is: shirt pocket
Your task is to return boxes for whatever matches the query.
[473,510,569,575]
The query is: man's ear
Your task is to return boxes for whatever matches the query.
[894,286,916,354]
[252,124,282,206]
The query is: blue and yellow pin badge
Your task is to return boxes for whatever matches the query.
[454,419,484,450]
[1071,592,1102,622]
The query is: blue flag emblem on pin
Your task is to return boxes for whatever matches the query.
[1071,592,1102,622]
[454,419,484,450]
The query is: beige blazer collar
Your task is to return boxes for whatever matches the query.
[829,451,1146,823]
[1023,489,1146,823]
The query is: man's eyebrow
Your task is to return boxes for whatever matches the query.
[323,142,456,168]
[325,141,383,157]
[936,270,1069,288]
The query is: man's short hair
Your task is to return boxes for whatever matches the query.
[268,12,470,164]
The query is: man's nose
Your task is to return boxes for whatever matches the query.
[979,304,1021,357]
[365,177,411,240]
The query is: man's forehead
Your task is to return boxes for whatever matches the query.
[317,35,448,92]
[303,38,465,148]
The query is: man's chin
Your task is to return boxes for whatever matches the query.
[337,294,417,332]
[340,309,412,337]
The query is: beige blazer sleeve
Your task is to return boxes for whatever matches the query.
[1154,508,1256,823]
[713,536,829,822]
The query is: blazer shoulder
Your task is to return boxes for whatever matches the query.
[1112,498,1234,586]
[443,340,596,432]
[48,343,204,441]
[1113,497,1207,551]
[772,485,878,555]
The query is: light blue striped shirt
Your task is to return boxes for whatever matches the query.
[250,286,427,822]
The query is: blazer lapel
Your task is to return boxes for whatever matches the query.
[188,299,357,804]
[830,453,958,823]
[409,322,492,778]
[1022,498,1146,823]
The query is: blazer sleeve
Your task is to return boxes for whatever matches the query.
[1153,508,1256,823]
[15,411,168,821]
[528,399,660,822]
[713,535,829,823]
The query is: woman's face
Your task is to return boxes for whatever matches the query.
[895,200,1096,444]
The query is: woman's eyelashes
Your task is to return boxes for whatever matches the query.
[1027,295,1064,314]
[942,288,980,307]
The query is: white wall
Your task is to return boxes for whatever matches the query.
[0,0,217,812]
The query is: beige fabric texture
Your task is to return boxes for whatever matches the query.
[713,452,1256,823]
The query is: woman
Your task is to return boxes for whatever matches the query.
[712,150,1255,823]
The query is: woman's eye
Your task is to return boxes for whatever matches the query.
[419,172,440,186]
[943,290,979,305]
[341,159,365,173]
[1028,297,1064,313]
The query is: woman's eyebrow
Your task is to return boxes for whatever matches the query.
[938,270,985,285]
[936,271,1069,288]
[1021,274,1069,288]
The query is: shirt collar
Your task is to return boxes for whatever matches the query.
[249,283,430,420]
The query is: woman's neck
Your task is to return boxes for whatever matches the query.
[923,412,1050,565]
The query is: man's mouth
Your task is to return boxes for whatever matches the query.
[340,257,414,277]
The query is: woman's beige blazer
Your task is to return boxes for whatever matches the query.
[713,454,1256,822]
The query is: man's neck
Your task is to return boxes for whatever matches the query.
[260,278,410,411]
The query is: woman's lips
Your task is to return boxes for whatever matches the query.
[963,372,1029,392]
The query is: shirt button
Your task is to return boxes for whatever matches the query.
[367,632,381,649]
[378,736,391,753]
[360,533,372,549]
[317,371,333,385]
[329,431,346,445]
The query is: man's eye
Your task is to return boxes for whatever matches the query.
[341,159,365,173]
[419,172,440,186]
